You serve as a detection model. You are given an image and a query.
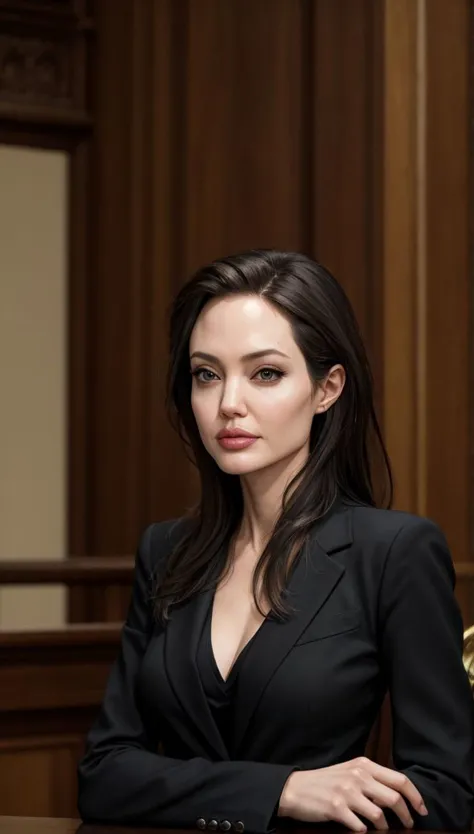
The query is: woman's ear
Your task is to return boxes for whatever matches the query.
[314,365,346,414]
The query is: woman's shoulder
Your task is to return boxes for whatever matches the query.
[345,501,447,551]
[136,516,192,572]
[340,503,453,584]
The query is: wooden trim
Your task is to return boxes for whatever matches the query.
[67,136,93,560]
[311,0,383,360]
[0,735,84,753]
[455,563,474,578]
[424,0,470,558]
[0,623,121,649]
[381,0,471,564]
[382,0,419,511]
[0,557,133,585]
[0,821,80,833]
[0,103,92,129]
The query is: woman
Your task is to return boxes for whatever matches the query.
[77,250,474,832]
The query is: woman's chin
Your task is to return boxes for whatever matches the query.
[214,451,266,476]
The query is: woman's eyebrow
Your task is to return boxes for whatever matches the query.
[190,349,290,362]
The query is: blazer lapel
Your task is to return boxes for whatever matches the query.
[232,504,353,755]
[164,587,230,761]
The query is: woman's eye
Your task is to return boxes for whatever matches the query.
[255,368,284,382]
[192,368,217,382]
[191,367,284,383]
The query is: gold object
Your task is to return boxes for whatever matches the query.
[463,624,474,690]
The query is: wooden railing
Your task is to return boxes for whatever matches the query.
[0,556,473,623]
[0,556,134,585]
[0,556,135,624]
[0,558,134,818]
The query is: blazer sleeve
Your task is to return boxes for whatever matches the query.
[378,518,474,831]
[77,522,295,833]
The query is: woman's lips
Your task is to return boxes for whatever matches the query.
[217,436,258,450]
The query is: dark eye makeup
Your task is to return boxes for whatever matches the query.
[190,367,286,384]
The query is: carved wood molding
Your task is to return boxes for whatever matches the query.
[0,0,93,127]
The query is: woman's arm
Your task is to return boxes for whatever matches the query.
[77,522,294,833]
[378,517,474,830]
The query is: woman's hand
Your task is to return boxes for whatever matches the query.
[278,756,429,832]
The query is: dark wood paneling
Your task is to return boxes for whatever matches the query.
[0,625,120,818]
[183,0,307,265]
[379,0,472,564]
[86,0,161,555]
[424,0,471,559]
[312,0,383,360]
[76,0,384,599]
[380,0,419,512]
[0,737,84,818]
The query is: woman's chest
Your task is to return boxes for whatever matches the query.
[211,573,268,682]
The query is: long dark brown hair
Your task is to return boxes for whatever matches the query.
[152,249,392,623]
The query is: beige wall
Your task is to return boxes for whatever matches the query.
[0,145,68,629]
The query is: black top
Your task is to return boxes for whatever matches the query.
[197,597,260,757]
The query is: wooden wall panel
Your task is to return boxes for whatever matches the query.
[0,625,120,818]
[81,0,384,569]
[183,0,306,265]
[381,0,471,578]
[312,0,383,365]
[0,737,82,818]
[381,0,419,512]
[424,0,470,558]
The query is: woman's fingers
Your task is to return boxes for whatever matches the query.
[363,760,427,815]
[349,795,390,830]
[366,780,414,828]
[334,805,369,833]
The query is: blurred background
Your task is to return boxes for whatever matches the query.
[0,0,471,819]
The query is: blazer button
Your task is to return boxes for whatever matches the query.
[196,820,207,830]
[208,821,219,831]
[219,822,231,832]
[233,823,244,833]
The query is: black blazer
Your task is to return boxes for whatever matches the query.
[77,503,474,832]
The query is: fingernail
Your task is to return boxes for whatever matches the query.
[407,818,414,828]
[419,804,429,816]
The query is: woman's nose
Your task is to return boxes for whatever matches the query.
[219,380,247,417]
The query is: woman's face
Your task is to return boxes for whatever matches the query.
[189,294,340,478]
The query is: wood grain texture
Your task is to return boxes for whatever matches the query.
[0,625,119,817]
[380,0,471,572]
[424,0,470,559]
[381,0,419,511]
